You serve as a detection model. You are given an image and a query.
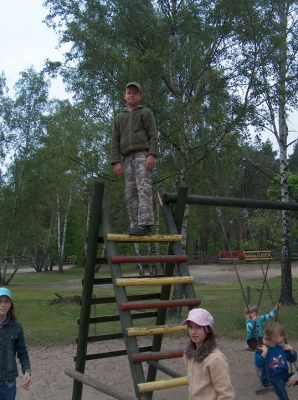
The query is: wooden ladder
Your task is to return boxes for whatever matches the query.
[70,182,199,400]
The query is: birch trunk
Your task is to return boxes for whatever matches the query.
[1,164,25,284]
[133,243,144,276]
[276,4,295,304]
[57,187,73,274]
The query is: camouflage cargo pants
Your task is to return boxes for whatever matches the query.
[123,151,154,227]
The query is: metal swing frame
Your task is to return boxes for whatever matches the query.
[162,190,298,398]
[216,205,275,309]
[217,205,298,396]
[216,206,276,395]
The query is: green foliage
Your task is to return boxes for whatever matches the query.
[1,1,298,299]
[268,173,298,203]
[288,142,298,174]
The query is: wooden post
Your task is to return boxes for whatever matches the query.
[66,369,136,400]
[72,181,105,400]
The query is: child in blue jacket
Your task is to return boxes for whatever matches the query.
[0,287,31,399]
[255,322,297,400]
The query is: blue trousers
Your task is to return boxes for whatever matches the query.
[0,379,16,400]
[263,372,297,400]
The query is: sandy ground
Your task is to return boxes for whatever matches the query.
[16,337,298,400]
[15,263,298,399]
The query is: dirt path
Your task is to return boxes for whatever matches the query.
[14,262,298,291]
[189,262,298,285]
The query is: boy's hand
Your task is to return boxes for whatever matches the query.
[146,154,155,171]
[113,162,123,176]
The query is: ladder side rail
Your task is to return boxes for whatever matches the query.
[146,187,193,392]
[72,181,105,400]
[101,195,147,399]
[159,188,197,300]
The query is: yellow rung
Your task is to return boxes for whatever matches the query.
[138,376,188,393]
[106,234,182,242]
[116,276,194,287]
[126,324,187,337]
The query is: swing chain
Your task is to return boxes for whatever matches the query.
[216,206,248,306]
[242,208,276,309]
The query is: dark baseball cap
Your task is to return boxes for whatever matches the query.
[125,82,142,93]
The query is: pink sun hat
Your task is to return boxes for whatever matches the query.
[182,308,214,327]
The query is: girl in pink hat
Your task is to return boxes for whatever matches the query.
[183,308,235,399]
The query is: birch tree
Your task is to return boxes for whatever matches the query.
[237,1,298,304]
[0,68,50,283]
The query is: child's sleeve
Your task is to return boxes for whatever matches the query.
[142,110,158,156]
[287,349,297,363]
[16,325,31,375]
[209,356,235,400]
[259,308,276,322]
[246,320,255,340]
[110,118,121,164]
[255,351,265,368]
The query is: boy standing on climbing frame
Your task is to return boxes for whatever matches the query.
[110,82,158,236]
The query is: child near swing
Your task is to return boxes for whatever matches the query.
[255,322,298,400]
[245,301,281,350]
[182,308,235,399]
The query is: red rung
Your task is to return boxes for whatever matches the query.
[132,350,184,363]
[120,298,201,311]
[111,255,188,264]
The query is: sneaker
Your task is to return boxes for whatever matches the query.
[128,225,151,236]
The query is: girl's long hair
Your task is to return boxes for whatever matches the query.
[8,300,17,321]
[184,326,217,362]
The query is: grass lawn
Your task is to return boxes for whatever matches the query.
[5,264,298,344]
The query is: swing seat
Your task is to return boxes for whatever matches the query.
[255,386,274,395]
[255,367,274,395]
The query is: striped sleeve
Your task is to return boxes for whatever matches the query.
[259,308,276,322]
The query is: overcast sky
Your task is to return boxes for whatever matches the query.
[0,0,68,98]
[0,0,296,154]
